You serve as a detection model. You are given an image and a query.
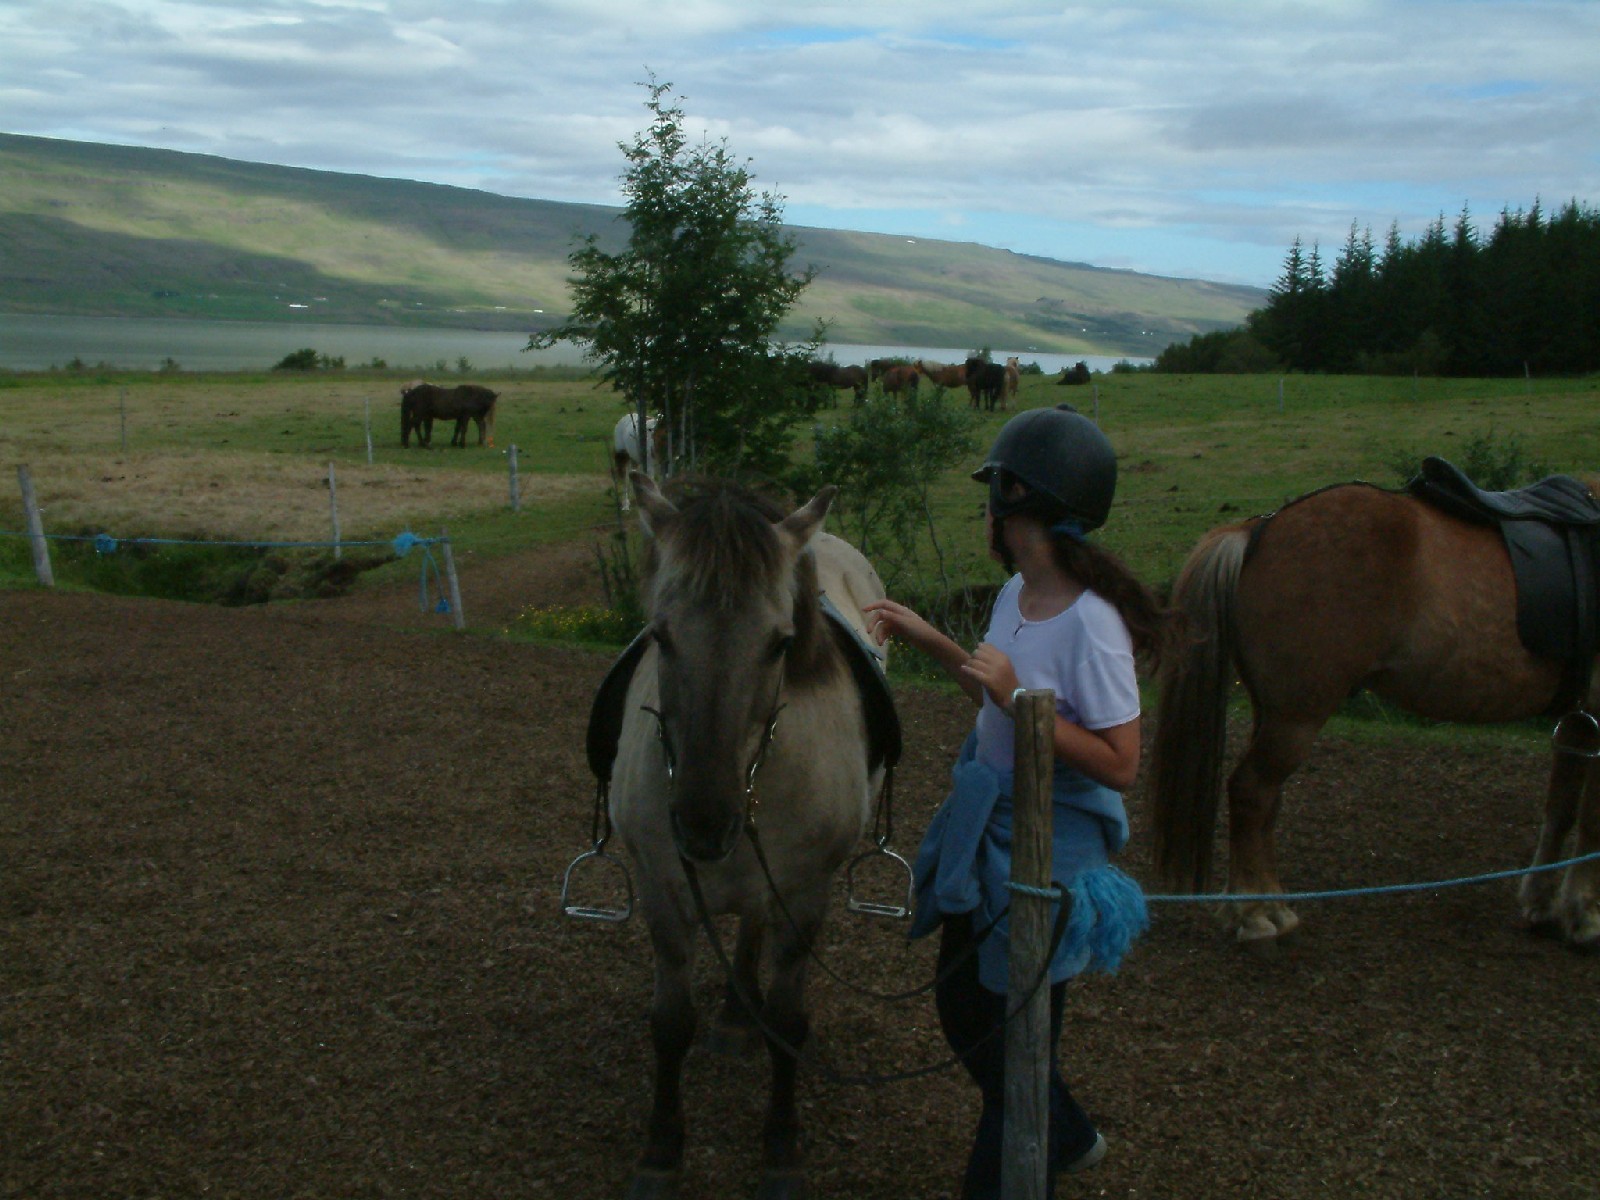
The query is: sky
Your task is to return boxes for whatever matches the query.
[3,1,1597,289]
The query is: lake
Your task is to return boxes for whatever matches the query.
[0,313,1150,376]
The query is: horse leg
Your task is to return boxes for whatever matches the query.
[1563,756,1600,949]
[629,921,697,1200]
[707,916,764,1056]
[755,908,819,1200]
[1226,714,1324,945]
[1524,712,1600,947]
[614,453,632,513]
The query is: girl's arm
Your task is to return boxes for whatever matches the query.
[862,598,985,705]
[962,643,1142,791]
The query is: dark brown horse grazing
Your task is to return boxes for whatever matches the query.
[805,361,868,404]
[1057,361,1091,386]
[607,474,887,1199]
[1148,475,1600,949]
[400,382,499,448]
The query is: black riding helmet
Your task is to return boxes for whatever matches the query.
[972,403,1117,532]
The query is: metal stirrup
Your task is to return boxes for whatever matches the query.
[560,783,635,922]
[845,836,914,920]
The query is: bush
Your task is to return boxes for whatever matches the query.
[272,348,320,371]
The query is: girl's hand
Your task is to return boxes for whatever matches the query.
[862,598,934,649]
[961,643,1020,712]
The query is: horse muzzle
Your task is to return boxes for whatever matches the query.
[670,801,745,865]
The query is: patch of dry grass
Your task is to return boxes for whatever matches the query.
[10,448,595,542]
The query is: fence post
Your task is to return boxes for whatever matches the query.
[16,464,55,587]
[439,527,466,631]
[327,462,341,560]
[119,389,128,453]
[364,398,373,465]
[508,443,521,512]
[1002,688,1054,1200]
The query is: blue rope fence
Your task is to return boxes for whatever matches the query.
[1144,849,1600,905]
[1,527,455,614]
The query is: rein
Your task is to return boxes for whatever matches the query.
[682,851,1073,1086]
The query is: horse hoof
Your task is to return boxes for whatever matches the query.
[626,1168,681,1200]
[756,1169,806,1200]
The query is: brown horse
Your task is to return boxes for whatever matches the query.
[963,357,1006,411]
[1057,362,1092,386]
[914,359,967,389]
[607,474,887,1198]
[400,382,499,448]
[878,363,920,397]
[1148,473,1600,949]
[1003,356,1020,405]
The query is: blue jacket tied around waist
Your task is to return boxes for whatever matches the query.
[910,732,1148,992]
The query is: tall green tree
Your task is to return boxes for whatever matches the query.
[529,78,820,480]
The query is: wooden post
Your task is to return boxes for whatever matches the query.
[119,389,128,453]
[1278,377,1285,412]
[508,443,521,512]
[1002,688,1055,1200]
[364,398,373,464]
[17,464,55,587]
[327,462,341,560]
[440,527,465,631]
[1092,383,1100,422]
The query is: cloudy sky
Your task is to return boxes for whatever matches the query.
[3,0,1597,288]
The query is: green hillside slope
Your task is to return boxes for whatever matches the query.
[0,133,1263,354]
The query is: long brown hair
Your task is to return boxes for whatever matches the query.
[1050,533,1175,672]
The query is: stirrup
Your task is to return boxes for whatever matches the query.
[560,846,634,922]
[845,840,914,920]
[1552,710,1600,759]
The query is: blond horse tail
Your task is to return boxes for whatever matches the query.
[1147,524,1250,893]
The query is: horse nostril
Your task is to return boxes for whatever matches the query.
[670,806,742,864]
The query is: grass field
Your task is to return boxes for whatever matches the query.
[4,367,1597,595]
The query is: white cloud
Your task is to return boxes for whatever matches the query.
[2,0,1597,285]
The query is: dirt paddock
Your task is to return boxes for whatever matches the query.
[3,541,1598,1199]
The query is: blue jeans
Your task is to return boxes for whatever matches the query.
[936,914,1099,1200]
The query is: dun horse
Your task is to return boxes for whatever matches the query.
[605,474,888,1198]
[1148,463,1600,949]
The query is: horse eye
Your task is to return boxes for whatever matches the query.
[652,625,675,656]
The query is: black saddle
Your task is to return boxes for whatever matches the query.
[1406,456,1600,706]
[585,597,901,789]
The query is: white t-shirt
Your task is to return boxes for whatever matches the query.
[973,573,1140,773]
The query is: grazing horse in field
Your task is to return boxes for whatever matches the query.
[603,474,889,1198]
[1003,357,1020,406]
[400,382,499,448]
[806,361,868,404]
[611,412,669,513]
[914,360,967,390]
[1057,361,1092,386]
[963,357,1006,411]
[878,363,921,397]
[1148,461,1600,949]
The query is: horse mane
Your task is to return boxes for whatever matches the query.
[644,477,836,684]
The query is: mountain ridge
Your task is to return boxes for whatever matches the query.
[0,132,1263,356]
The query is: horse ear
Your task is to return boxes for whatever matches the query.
[632,471,676,533]
[780,486,837,546]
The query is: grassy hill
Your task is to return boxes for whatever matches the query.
[0,132,1264,355]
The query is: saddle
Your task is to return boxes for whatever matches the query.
[585,594,901,790]
[1406,456,1600,707]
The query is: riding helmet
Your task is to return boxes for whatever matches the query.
[972,403,1118,532]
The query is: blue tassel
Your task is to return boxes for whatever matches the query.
[393,530,419,557]
[1062,866,1149,974]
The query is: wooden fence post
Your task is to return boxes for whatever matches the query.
[440,527,465,631]
[508,443,521,512]
[364,398,374,465]
[1002,688,1054,1200]
[17,464,55,587]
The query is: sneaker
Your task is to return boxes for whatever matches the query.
[1059,1132,1107,1175]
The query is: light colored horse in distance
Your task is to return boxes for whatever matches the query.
[611,412,669,512]
[1004,356,1021,405]
[609,473,887,1199]
[1147,471,1600,949]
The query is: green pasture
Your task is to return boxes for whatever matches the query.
[3,367,1598,596]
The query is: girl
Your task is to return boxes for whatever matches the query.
[863,403,1170,1199]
